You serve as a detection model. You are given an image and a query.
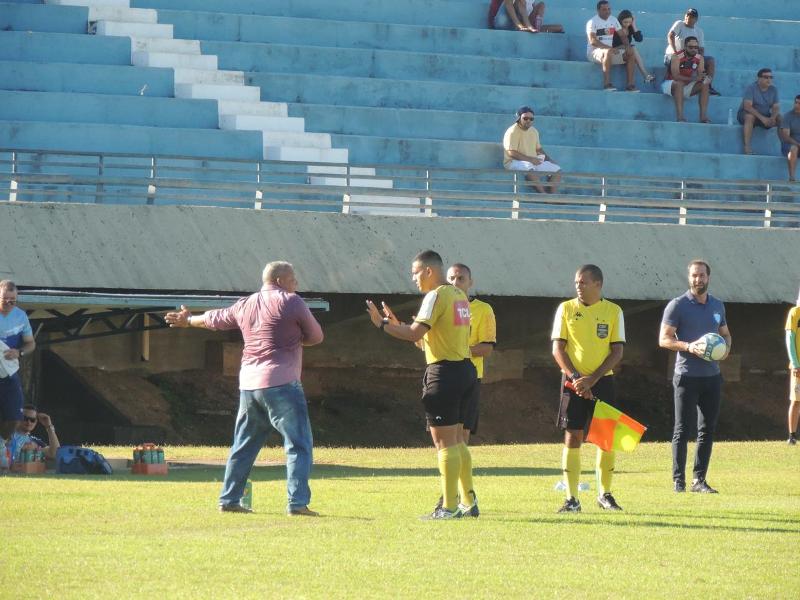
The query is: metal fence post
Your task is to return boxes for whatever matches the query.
[8,150,18,202]
[146,156,157,205]
[763,182,772,227]
[678,179,687,225]
[424,169,433,216]
[598,176,607,222]
[254,160,263,210]
[343,163,352,214]
[95,154,105,204]
[511,172,520,219]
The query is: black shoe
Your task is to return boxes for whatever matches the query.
[674,480,686,493]
[458,490,479,518]
[421,506,462,520]
[597,492,623,511]
[557,497,581,513]
[709,85,721,96]
[219,503,253,513]
[789,435,797,446]
[691,479,718,494]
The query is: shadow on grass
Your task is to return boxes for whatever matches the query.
[497,513,798,535]
[8,464,561,483]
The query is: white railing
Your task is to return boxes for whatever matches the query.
[2,148,799,227]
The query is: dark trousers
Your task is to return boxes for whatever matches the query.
[672,374,722,482]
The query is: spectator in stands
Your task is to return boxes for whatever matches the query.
[1,280,35,442]
[586,1,636,92]
[613,10,655,88]
[503,106,562,193]
[738,68,781,155]
[665,8,720,96]
[779,95,800,181]
[661,36,711,123]
[165,261,324,516]
[489,1,563,33]
[8,404,60,462]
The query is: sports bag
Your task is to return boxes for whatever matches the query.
[56,446,113,475]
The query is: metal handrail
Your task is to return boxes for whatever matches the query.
[2,147,798,228]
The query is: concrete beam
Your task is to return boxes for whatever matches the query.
[0,203,797,303]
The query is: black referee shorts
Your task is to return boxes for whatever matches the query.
[557,374,616,432]
[422,359,478,428]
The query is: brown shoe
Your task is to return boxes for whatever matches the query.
[288,506,319,517]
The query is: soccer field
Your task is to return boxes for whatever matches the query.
[3,442,798,599]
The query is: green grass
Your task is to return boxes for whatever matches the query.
[3,442,799,599]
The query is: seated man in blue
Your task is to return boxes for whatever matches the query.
[1,280,36,442]
[8,404,61,463]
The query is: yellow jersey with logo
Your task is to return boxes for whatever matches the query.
[551,298,625,376]
[785,306,800,369]
[469,298,497,379]
[415,284,471,364]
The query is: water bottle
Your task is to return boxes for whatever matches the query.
[241,480,253,510]
[727,108,733,126]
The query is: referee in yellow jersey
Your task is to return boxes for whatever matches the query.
[367,250,478,519]
[551,264,625,513]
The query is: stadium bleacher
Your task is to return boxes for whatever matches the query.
[1,0,799,190]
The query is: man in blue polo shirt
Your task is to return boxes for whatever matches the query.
[659,261,732,493]
[1,280,36,441]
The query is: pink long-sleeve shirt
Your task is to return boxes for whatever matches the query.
[203,285,323,390]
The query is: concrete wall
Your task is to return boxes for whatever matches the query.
[1,202,797,303]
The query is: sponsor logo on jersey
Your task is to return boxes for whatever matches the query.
[453,300,470,326]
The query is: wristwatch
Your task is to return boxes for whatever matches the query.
[19,350,25,357]
[380,317,389,330]
[570,371,580,381]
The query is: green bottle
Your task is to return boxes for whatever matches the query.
[241,480,253,510]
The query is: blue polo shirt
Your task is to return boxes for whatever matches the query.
[1,307,33,350]
[662,291,727,377]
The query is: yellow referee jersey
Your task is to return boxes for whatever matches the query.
[469,298,497,379]
[785,306,800,369]
[551,298,625,376]
[415,284,471,364]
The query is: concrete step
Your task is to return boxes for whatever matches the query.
[217,99,288,118]
[263,145,348,163]
[88,6,157,24]
[0,30,132,65]
[331,132,789,181]
[0,89,220,129]
[173,67,244,85]
[307,165,375,176]
[50,0,130,8]
[0,119,264,160]
[219,114,304,133]
[174,82,259,101]
[132,51,217,69]
[309,176,392,188]
[288,103,783,156]
[95,20,173,38]
[130,36,201,54]
[262,132,331,149]
[1,2,92,34]
[0,59,174,96]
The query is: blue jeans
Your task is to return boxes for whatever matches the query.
[219,380,314,511]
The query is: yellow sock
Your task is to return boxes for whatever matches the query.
[457,443,475,506]
[437,446,461,511]
[562,447,581,498]
[596,449,616,495]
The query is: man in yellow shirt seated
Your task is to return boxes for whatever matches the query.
[503,105,562,193]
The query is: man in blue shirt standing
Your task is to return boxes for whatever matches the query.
[659,261,732,493]
[0,280,36,441]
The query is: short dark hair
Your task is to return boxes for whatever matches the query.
[795,94,800,102]
[578,264,604,284]
[449,263,472,278]
[684,36,698,46]
[22,404,37,412]
[414,250,443,270]
[597,0,609,9]
[688,260,711,276]
[757,68,772,78]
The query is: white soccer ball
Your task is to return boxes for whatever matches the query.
[696,332,727,362]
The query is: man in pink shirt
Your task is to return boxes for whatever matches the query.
[166,261,324,516]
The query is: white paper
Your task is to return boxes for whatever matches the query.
[0,340,19,378]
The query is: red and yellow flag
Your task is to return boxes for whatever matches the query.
[586,401,647,453]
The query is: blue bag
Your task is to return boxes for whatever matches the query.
[56,446,113,475]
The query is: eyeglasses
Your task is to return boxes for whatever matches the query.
[0,299,16,305]
[521,116,534,121]
[22,416,37,423]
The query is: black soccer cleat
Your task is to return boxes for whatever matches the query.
[597,492,623,511]
[674,480,686,493]
[557,497,581,513]
[690,479,719,494]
